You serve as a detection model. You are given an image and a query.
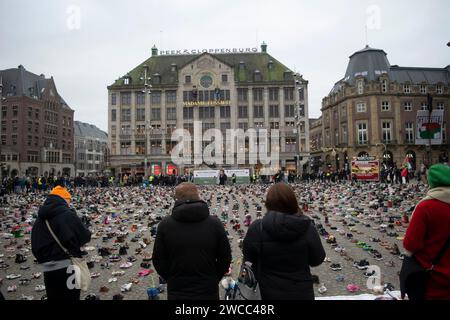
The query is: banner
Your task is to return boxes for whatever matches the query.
[193,169,250,184]
[351,159,380,181]
[415,110,444,145]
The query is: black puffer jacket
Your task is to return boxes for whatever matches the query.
[153,200,232,300]
[31,195,91,263]
[243,211,325,300]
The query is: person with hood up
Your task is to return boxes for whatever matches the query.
[243,182,325,300]
[31,186,91,300]
[403,164,450,300]
[152,182,232,300]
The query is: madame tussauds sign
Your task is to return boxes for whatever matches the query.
[159,48,258,55]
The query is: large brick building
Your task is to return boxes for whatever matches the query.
[313,46,449,172]
[107,43,310,177]
[0,65,75,178]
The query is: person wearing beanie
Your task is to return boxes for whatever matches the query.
[31,186,91,300]
[403,163,450,300]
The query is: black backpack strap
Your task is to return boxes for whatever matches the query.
[257,220,264,279]
[431,237,450,269]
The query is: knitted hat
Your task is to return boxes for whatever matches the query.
[50,186,72,201]
[427,164,450,189]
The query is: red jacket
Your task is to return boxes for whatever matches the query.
[403,198,450,300]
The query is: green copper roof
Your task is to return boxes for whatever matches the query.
[109,52,294,88]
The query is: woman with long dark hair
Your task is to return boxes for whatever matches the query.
[243,183,325,300]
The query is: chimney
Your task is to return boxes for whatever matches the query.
[151,45,158,57]
[261,42,267,53]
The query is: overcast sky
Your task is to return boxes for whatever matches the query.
[1,0,449,132]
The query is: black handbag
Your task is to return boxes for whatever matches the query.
[234,221,264,300]
[400,237,450,300]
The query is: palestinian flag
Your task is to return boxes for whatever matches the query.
[419,122,441,139]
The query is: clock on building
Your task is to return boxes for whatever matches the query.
[200,74,213,88]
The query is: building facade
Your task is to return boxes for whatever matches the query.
[74,121,109,177]
[0,65,75,178]
[107,43,310,177]
[314,46,449,172]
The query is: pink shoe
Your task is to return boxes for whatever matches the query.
[346,284,359,293]
[138,269,153,277]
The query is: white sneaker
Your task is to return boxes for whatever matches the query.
[120,283,132,292]
[35,285,46,292]
[318,284,327,294]
[108,277,117,283]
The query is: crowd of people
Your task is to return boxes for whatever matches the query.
[0,163,449,301]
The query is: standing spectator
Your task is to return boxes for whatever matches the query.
[403,164,450,300]
[243,183,325,300]
[219,170,228,186]
[153,182,232,300]
[31,186,91,300]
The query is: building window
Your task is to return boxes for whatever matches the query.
[124,78,130,85]
[421,102,429,111]
[120,141,131,155]
[166,107,177,120]
[136,108,145,121]
[151,108,161,121]
[151,91,161,104]
[284,105,295,118]
[357,80,364,95]
[284,87,294,101]
[420,84,427,94]
[183,107,193,119]
[221,74,228,83]
[405,122,414,143]
[357,123,368,145]
[285,138,296,153]
[403,84,411,94]
[437,85,443,94]
[436,102,445,110]
[270,122,279,129]
[2,106,7,118]
[121,92,131,105]
[381,79,388,93]
[220,122,231,135]
[356,102,366,113]
[334,129,339,145]
[136,92,145,105]
[121,108,131,122]
[166,91,177,104]
[404,102,412,111]
[253,105,264,118]
[268,88,279,101]
[342,126,348,143]
[238,106,248,119]
[382,121,392,143]
[253,88,263,102]
[381,101,390,112]
[237,88,248,102]
[269,105,279,118]
[199,107,215,119]
[111,93,117,105]
[135,141,146,155]
[238,122,248,131]
[185,75,191,84]
[220,106,231,118]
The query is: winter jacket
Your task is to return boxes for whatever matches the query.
[243,211,325,300]
[403,187,450,300]
[31,195,91,263]
[153,200,232,300]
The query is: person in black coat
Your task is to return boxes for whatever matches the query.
[31,186,91,300]
[153,182,232,300]
[219,170,227,185]
[243,182,325,300]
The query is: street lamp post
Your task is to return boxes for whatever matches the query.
[140,65,152,179]
[293,73,305,175]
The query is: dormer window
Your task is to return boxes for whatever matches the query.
[153,74,161,85]
[437,84,443,94]
[381,79,388,93]
[170,63,177,72]
[404,84,411,94]
[268,60,274,70]
[420,84,427,94]
[254,70,262,82]
[357,80,364,95]
[124,77,130,85]
[239,61,245,70]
